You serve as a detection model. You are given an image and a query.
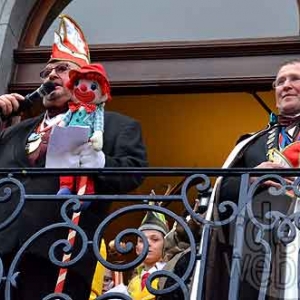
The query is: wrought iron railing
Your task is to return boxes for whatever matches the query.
[0,167,298,300]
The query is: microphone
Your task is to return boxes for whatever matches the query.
[19,81,56,111]
[0,82,56,120]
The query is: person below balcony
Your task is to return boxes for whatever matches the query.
[106,209,169,300]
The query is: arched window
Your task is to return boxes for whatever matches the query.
[40,0,300,45]
[11,0,300,96]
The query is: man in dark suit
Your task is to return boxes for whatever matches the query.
[206,59,300,300]
[0,15,147,300]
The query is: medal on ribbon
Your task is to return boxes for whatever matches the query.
[25,132,42,154]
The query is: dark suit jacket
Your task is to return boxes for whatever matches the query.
[0,110,148,288]
[207,127,294,300]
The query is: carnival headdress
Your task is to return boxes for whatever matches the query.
[49,14,90,67]
[138,203,169,236]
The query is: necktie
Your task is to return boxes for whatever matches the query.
[141,272,150,290]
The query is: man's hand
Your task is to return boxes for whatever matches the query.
[74,143,105,168]
[251,161,294,188]
[0,93,25,116]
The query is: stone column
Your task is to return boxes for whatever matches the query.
[0,0,36,94]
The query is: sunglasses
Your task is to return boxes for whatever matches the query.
[40,63,70,79]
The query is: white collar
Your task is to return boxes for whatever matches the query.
[141,261,166,277]
[40,111,64,130]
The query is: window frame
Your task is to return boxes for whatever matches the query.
[10,0,300,95]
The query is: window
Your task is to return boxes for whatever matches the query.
[40,0,300,45]
[13,0,300,97]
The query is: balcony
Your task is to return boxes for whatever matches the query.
[0,167,298,299]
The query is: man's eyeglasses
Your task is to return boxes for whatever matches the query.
[272,75,300,89]
[40,63,70,79]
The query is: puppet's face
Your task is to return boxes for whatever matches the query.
[72,78,107,104]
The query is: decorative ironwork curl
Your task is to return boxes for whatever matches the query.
[0,176,25,231]
[42,293,73,300]
[253,232,272,300]
[247,174,288,224]
[275,211,300,244]
[247,174,300,244]
[95,292,132,299]
[48,197,88,267]
[145,269,190,299]
[106,227,150,271]
[290,176,300,197]
[181,174,238,226]
[3,168,289,299]
[4,198,88,299]
[93,204,196,297]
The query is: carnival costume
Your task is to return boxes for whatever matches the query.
[0,14,147,300]
[205,115,300,299]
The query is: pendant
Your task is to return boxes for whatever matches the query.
[25,133,42,154]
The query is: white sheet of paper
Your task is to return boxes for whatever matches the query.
[45,125,90,168]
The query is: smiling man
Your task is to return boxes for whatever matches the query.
[274,61,300,116]
[205,59,300,300]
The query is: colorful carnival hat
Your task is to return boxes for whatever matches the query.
[49,14,90,67]
[139,205,169,236]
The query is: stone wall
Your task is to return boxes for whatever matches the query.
[0,0,36,94]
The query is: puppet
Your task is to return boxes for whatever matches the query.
[58,63,111,195]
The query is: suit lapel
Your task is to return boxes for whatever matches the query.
[14,116,44,167]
